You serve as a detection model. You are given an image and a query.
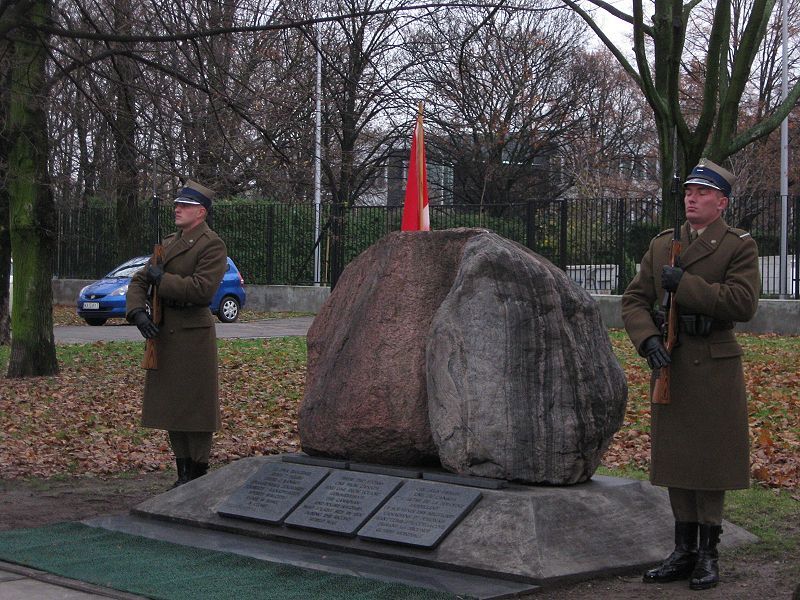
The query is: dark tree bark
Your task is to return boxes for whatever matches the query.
[6,0,58,376]
[0,21,12,346]
[111,0,140,262]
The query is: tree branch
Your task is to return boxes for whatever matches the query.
[727,79,800,156]
[32,2,552,43]
[559,0,643,89]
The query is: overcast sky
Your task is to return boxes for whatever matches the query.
[589,0,635,51]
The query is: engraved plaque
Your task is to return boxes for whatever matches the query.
[284,470,402,536]
[358,480,482,548]
[217,462,330,524]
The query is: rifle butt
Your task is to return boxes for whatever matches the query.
[652,367,671,404]
[141,244,164,370]
[142,339,158,370]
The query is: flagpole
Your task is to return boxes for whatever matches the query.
[416,101,424,230]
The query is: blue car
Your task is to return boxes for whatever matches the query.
[76,256,246,325]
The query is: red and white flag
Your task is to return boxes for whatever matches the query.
[401,104,430,231]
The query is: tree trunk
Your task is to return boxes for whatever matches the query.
[6,0,58,377]
[112,0,140,263]
[0,31,11,346]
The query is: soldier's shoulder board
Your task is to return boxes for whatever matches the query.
[726,226,752,239]
[654,228,674,239]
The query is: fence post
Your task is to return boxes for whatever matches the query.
[794,195,799,299]
[616,199,626,293]
[525,200,535,250]
[558,200,568,270]
[330,201,345,289]
[265,204,274,285]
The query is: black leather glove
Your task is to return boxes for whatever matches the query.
[130,308,159,339]
[145,263,164,286]
[641,335,670,370]
[661,264,684,292]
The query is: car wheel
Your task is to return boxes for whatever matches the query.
[85,318,107,326]
[217,296,240,323]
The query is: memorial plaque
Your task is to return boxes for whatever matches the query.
[217,462,330,524]
[284,470,402,536]
[358,480,482,548]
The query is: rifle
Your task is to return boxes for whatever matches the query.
[652,130,682,405]
[142,183,163,370]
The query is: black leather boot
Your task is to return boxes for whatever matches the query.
[190,461,208,480]
[171,457,192,488]
[643,521,699,583]
[690,524,722,590]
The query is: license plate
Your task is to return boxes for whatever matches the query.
[82,302,100,310]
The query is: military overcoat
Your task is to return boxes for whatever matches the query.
[126,221,227,432]
[621,217,760,490]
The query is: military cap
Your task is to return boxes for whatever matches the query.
[175,180,216,210]
[684,159,736,198]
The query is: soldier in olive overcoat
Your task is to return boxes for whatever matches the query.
[126,180,227,487]
[622,159,760,591]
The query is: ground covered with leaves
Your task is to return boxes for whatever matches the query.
[0,317,798,598]
[1,324,797,491]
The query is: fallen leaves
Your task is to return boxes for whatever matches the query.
[0,332,798,492]
[0,338,305,479]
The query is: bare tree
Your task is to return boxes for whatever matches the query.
[563,48,659,198]
[411,3,589,206]
[564,0,800,214]
[312,0,419,208]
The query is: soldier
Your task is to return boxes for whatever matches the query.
[126,180,228,488]
[621,159,760,590]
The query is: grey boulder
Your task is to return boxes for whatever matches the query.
[426,232,628,483]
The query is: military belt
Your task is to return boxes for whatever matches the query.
[162,299,197,309]
[678,314,733,336]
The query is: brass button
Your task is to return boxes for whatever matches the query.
[693,359,700,365]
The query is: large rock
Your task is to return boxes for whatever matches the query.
[426,232,628,483]
[299,228,486,464]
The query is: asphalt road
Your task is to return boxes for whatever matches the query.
[53,316,314,344]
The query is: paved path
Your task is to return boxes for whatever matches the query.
[0,561,146,599]
[54,317,314,344]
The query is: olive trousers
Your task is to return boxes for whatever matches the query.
[168,431,213,463]
[668,487,725,525]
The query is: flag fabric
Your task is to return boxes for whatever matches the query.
[401,108,430,231]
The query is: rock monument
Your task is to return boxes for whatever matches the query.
[299,228,627,483]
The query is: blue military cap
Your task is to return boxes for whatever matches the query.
[684,159,736,197]
[175,180,215,210]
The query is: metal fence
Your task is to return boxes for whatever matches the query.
[55,196,800,298]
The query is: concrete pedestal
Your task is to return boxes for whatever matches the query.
[113,455,756,596]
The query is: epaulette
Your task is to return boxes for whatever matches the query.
[654,228,674,239]
[726,226,752,239]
